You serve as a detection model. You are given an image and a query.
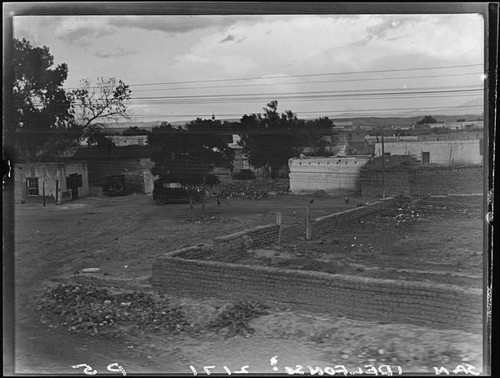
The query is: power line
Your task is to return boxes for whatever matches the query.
[17,85,483,109]
[128,87,482,101]
[130,71,484,93]
[10,102,483,122]
[136,92,482,104]
[125,91,482,106]
[60,63,484,90]
[19,92,483,113]
[126,63,484,87]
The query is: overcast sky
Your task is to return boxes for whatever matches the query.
[13,14,485,123]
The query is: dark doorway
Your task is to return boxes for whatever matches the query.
[422,152,430,164]
[66,173,83,200]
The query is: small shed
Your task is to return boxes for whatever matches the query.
[15,161,89,203]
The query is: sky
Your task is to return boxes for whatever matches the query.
[12,13,485,124]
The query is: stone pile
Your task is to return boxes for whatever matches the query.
[38,284,189,335]
[216,179,290,199]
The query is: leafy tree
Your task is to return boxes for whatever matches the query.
[69,77,132,148]
[82,124,116,153]
[303,117,336,156]
[148,120,234,211]
[416,115,438,125]
[122,126,150,136]
[11,38,79,161]
[238,101,309,178]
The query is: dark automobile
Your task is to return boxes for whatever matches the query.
[103,174,127,196]
[153,179,203,205]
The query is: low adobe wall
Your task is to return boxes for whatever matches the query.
[361,171,411,197]
[410,166,484,196]
[152,249,482,333]
[311,197,396,238]
[211,224,280,262]
[175,223,281,263]
[151,196,481,333]
[361,166,483,198]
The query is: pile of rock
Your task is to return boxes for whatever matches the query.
[393,196,422,225]
[38,284,189,335]
[216,179,290,199]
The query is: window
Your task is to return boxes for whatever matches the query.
[26,178,39,196]
[422,152,430,164]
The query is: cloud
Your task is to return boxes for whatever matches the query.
[108,15,259,35]
[219,34,235,43]
[13,16,61,45]
[54,17,116,46]
[362,16,422,44]
[94,46,136,59]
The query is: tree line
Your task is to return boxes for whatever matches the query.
[9,39,336,192]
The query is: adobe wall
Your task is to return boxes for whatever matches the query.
[152,251,482,333]
[152,195,481,333]
[360,166,483,197]
[410,166,484,195]
[374,140,482,165]
[361,171,411,197]
[178,224,281,263]
[311,197,396,238]
[289,156,370,195]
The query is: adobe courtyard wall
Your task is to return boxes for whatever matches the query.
[152,248,481,333]
[152,196,481,333]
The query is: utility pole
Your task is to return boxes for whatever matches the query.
[381,128,386,198]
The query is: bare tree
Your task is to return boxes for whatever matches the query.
[70,77,132,147]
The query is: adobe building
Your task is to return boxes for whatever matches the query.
[289,155,371,195]
[14,161,89,203]
[374,139,483,166]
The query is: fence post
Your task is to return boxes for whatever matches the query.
[276,212,282,245]
[55,179,59,204]
[42,181,46,207]
[305,205,312,240]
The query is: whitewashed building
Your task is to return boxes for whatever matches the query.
[289,156,371,195]
[374,140,483,166]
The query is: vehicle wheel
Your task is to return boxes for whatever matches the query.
[192,192,203,204]
[113,183,124,192]
[156,196,167,205]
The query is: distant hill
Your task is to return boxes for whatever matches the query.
[103,112,483,133]
[330,114,483,127]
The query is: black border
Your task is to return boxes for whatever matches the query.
[2,2,496,376]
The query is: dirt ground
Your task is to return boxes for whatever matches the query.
[8,190,485,375]
[237,197,483,288]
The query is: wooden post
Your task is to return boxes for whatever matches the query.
[42,181,46,207]
[305,205,312,240]
[55,179,59,204]
[381,130,386,198]
[276,212,282,245]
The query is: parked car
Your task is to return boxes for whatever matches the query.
[103,174,128,197]
[153,179,203,205]
[103,173,145,197]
